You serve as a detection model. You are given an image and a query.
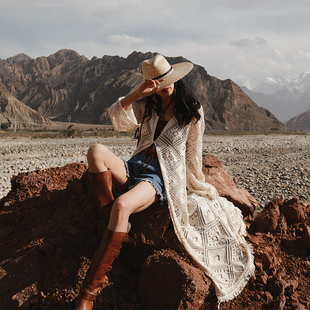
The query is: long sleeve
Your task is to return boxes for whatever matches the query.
[185,107,219,199]
[108,97,146,132]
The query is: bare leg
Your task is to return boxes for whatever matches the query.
[87,143,159,230]
[108,181,158,232]
[87,144,128,193]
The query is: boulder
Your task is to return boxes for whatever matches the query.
[251,199,282,233]
[202,154,258,218]
[281,198,306,226]
[138,249,212,310]
[251,197,308,234]
[121,202,171,269]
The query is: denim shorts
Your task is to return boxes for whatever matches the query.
[117,152,167,204]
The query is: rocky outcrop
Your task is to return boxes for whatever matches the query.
[0,85,54,128]
[1,157,309,309]
[0,50,284,130]
[250,198,309,234]
[202,154,258,218]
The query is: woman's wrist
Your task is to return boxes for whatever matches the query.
[121,90,141,110]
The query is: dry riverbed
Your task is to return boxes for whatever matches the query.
[1,134,309,209]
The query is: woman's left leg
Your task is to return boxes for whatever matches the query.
[107,180,159,232]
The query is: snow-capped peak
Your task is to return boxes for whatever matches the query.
[239,71,310,95]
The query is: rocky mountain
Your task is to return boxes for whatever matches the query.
[0,85,54,129]
[0,50,284,131]
[286,108,310,131]
[239,72,310,123]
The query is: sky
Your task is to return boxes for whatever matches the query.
[1,0,310,83]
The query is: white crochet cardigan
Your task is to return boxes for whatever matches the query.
[108,97,254,303]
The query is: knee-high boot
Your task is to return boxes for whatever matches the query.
[75,229,129,310]
[88,170,114,217]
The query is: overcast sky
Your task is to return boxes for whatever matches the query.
[1,0,310,82]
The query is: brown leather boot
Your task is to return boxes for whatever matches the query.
[75,229,128,310]
[88,170,114,218]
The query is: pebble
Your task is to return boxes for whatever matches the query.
[0,134,309,211]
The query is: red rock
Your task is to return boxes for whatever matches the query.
[138,249,212,310]
[289,290,300,305]
[295,303,308,310]
[302,224,310,250]
[285,279,299,294]
[202,154,223,168]
[254,261,263,272]
[256,271,268,285]
[263,291,273,303]
[121,201,171,269]
[281,198,306,225]
[267,277,287,297]
[277,213,288,235]
[273,293,286,310]
[251,199,283,233]
[202,154,258,217]
[255,248,278,276]
[252,291,262,301]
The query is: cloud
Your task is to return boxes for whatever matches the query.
[1,0,310,82]
[229,37,267,52]
[108,35,145,47]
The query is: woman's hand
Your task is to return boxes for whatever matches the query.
[120,79,163,110]
[136,79,162,98]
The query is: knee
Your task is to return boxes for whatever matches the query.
[111,197,130,220]
[87,144,107,164]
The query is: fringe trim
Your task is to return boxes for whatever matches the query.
[169,206,256,305]
[216,241,255,303]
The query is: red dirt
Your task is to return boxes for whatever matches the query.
[0,163,309,310]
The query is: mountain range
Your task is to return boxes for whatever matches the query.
[0,49,284,131]
[239,73,310,127]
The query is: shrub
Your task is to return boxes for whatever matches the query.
[0,122,10,130]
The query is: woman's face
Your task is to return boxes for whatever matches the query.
[156,83,174,98]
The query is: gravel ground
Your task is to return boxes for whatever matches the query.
[1,134,309,210]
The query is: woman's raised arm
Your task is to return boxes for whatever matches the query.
[121,79,161,110]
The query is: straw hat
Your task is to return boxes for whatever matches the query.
[142,54,193,91]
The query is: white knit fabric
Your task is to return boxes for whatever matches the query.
[108,98,255,303]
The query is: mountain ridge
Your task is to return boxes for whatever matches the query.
[0,85,55,128]
[0,49,284,131]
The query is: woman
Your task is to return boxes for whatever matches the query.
[76,55,254,310]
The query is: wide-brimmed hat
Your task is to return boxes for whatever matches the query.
[142,54,193,91]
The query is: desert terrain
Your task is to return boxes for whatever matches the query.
[1,133,309,208]
[0,132,310,310]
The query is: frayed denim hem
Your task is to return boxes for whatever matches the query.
[120,158,130,180]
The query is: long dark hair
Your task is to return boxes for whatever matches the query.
[144,79,201,126]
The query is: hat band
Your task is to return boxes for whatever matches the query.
[147,66,173,81]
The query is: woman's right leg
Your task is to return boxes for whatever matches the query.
[75,181,158,310]
[87,143,128,193]
[76,144,130,310]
